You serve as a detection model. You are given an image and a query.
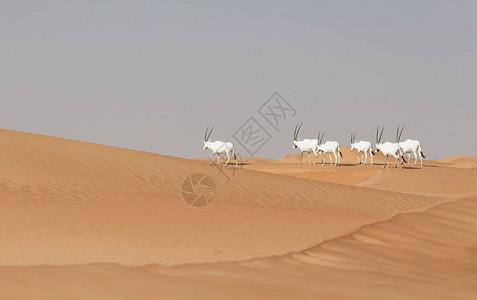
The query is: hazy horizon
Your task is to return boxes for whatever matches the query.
[2,1,476,160]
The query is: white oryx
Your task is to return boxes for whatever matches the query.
[374,126,406,169]
[396,126,426,167]
[317,132,343,167]
[203,126,237,166]
[292,123,319,165]
[350,133,375,165]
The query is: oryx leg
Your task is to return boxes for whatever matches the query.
[313,149,318,165]
[394,155,399,168]
[217,153,220,165]
[419,150,423,167]
[307,152,311,164]
[321,152,326,166]
[412,150,418,166]
[370,148,373,165]
[357,153,361,165]
[329,153,333,166]
[298,152,303,165]
[209,153,215,165]
[363,151,368,165]
[233,150,238,166]
[225,152,231,165]
[332,151,337,167]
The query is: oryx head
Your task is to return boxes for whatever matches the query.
[317,131,325,153]
[292,123,302,149]
[203,126,214,150]
[350,133,357,150]
[396,126,404,143]
[375,126,384,152]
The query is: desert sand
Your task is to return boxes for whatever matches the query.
[0,128,476,299]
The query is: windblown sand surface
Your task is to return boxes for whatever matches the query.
[0,128,476,299]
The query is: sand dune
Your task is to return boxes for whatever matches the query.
[0,128,476,299]
[438,155,477,169]
[1,195,476,299]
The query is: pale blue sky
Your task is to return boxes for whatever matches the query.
[2,1,476,159]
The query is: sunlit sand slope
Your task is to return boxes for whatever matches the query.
[1,128,476,299]
[438,155,477,169]
[0,194,475,299]
[0,129,441,266]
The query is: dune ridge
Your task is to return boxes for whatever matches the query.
[0,128,447,266]
[0,128,476,299]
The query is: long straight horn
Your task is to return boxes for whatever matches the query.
[396,126,400,143]
[204,127,209,141]
[293,124,298,140]
[295,123,303,140]
[320,132,325,144]
[379,126,384,143]
[399,126,405,142]
[376,126,379,143]
[207,126,215,141]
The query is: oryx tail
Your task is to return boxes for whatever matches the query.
[419,145,426,159]
[231,146,237,163]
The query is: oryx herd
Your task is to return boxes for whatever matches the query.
[374,125,426,168]
[202,124,425,169]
